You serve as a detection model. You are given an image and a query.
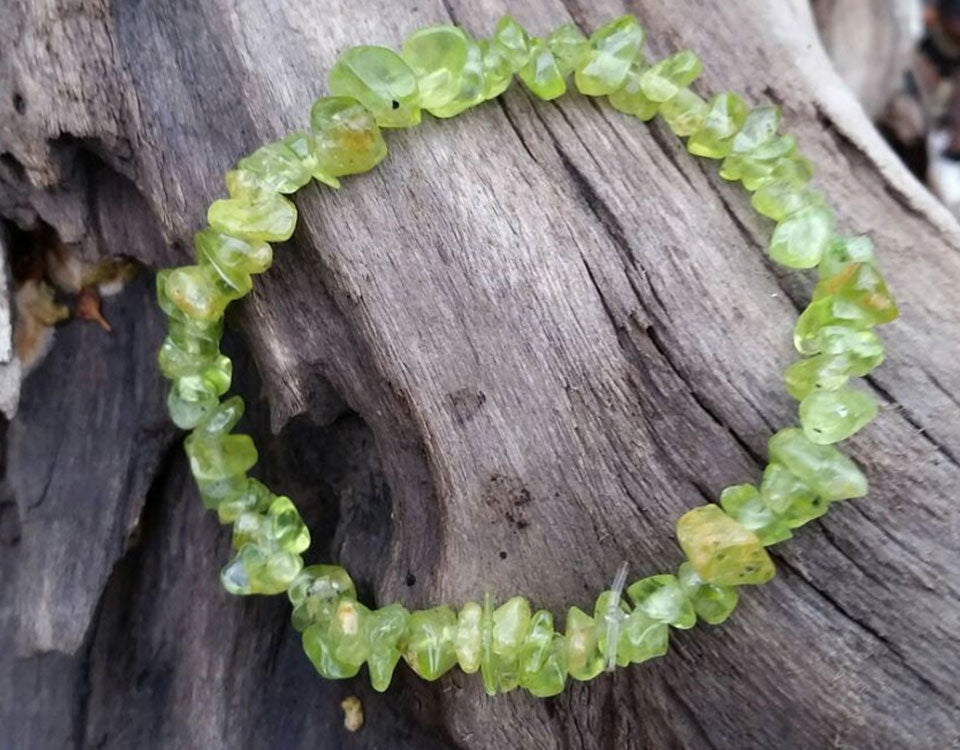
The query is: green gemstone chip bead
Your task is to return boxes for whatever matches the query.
[574,15,645,96]
[454,601,483,673]
[402,25,470,112]
[491,14,532,70]
[518,37,566,100]
[768,428,867,501]
[479,40,513,99]
[564,606,605,681]
[799,386,878,444]
[687,92,748,158]
[719,106,781,181]
[677,562,738,625]
[609,59,659,121]
[367,603,410,691]
[309,96,388,180]
[403,606,458,680]
[626,573,697,627]
[639,49,702,102]
[675,506,776,586]
[547,23,589,77]
[659,88,708,137]
[819,235,876,279]
[719,483,792,545]
[328,45,421,128]
[769,204,834,269]
[235,139,314,194]
[430,39,486,117]
[207,194,297,243]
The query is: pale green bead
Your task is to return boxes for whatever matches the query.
[367,603,410,691]
[769,204,834,269]
[547,23,589,77]
[794,298,875,353]
[784,353,855,400]
[207,194,297,242]
[675,506,776,586]
[574,14,645,96]
[222,543,302,596]
[185,430,257,482]
[521,634,567,697]
[492,595,532,660]
[429,40,485,118]
[196,472,247,511]
[217,477,273,524]
[814,261,898,326]
[230,510,269,549]
[235,140,313,194]
[479,40,513,99]
[163,265,235,322]
[492,14,531,70]
[289,564,357,631]
[768,428,867,501]
[639,49,701,102]
[478,590,498,695]
[517,609,554,678]
[196,394,243,437]
[267,495,310,553]
[659,88,708,137]
[455,601,483,673]
[328,45,420,128]
[617,607,669,663]
[302,621,361,679]
[751,179,825,222]
[564,606,604,681]
[677,562,738,625]
[626,574,697,627]
[327,599,371,667]
[608,58,659,121]
[687,92,748,159]
[760,462,827,526]
[819,235,876,279]
[744,149,814,192]
[800,386,878,445]
[195,228,272,295]
[166,381,217,429]
[402,25,470,111]
[719,483,792,546]
[403,606,458,680]
[280,131,339,188]
[519,37,566,100]
[719,107,783,182]
[309,96,387,181]
[724,134,797,189]
[157,334,219,379]
[797,327,885,378]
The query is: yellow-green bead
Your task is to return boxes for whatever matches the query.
[626,574,697,626]
[564,606,604,681]
[184,431,257,482]
[676,505,776,586]
[760,462,826,521]
[289,564,357,631]
[574,14,645,96]
[429,39,485,118]
[236,139,313,194]
[677,562,738,625]
[751,179,825,222]
[719,483,792,546]
[302,620,362,679]
[402,25,470,111]
[639,49,702,102]
[518,37,566,100]
[222,543,302,596]
[455,601,483,673]
[217,477,273,524]
[768,427,867,501]
[814,261,899,326]
[207,194,297,243]
[719,106,782,182]
[367,603,410,692]
[608,58,659,121]
[492,14,531,71]
[479,40,513,99]
[687,92,748,158]
[769,204,834,269]
[163,265,234,322]
[617,607,669,663]
[492,595,532,660]
[403,606,458,680]
[547,23,589,77]
[800,386,878,445]
[819,235,876,279]
[784,353,855,400]
[659,88,708,137]
[517,609,554,677]
[520,634,567,697]
[328,45,420,128]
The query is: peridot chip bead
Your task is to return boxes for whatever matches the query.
[676,505,776,586]
[759,461,826,524]
[302,619,362,679]
[626,574,697,627]
[800,386,878,445]
[217,476,273,523]
[157,334,219,379]
[769,204,834,269]
[235,139,313,194]
[518,37,566,100]
[687,92,748,159]
[768,427,867,501]
[196,472,247,512]
[221,542,302,596]
[594,589,630,668]
[429,40,485,118]
[184,430,257,482]
[208,193,297,242]
[639,49,702,102]
[328,45,420,128]
[564,606,604,681]
[574,15,644,96]
[677,562,738,625]
[403,606,458,680]
[618,607,669,663]
[517,609,555,681]
[751,179,825,222]
[492,14,531,71]
[196,394,244,437]
[521,634,568,698]
[402,25,470,112]
[479,40,513,99]
[195,228,272,295]
[289,564,357,631]
[163,265,235,322]
[166,379,218,429]
[547,23,589,77]
[492,595,532,660]
[719,106,781,181]
[814,261,899,326]
[659,88,708,137]
[608,58,659,121]
[819,235,876,279]
[794,299,874,355]
[309,96,387,181]
[454,601,483,673]
[784,353,855,400]
[719,483,792,546]
[798,327,885,376]
[367,603,410,691]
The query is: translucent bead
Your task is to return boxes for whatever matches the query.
[518,37,566,100]
[768,428,867,501]
[724,133,798,189]
[593,588,630,669]
[626,574,697,627]
[617,607,669,663]
[608,58,659,121]
[564,606,604,681]
[687,92,748,159]
[574,15,645,96]
[798,327,886,378]
[403,606,458,680]
[814,261,898,326]
[309,96,387,182]
[547,23,589,77]
[759,462,827,527]
[429,39,485,118]
[235,139,313,194]
[166,380,217,429]
[819,235,876,279]
[402,25,470,111]
[207,194,297,242]
[454,601,483,673]
[800,386,878,445]
[517,609,555,682]
[367,603,410,691]
[720,106,781,175]
[659,88,708,137]
[719,483,792,546]
[677,562,738,625]
[784,353,856,400]
[751,179,825,222]
[157,335,219,380]
[328,599,372,668]
[328,46,420,128]
[221,542,302,596]
[196,394,244,437]
[492,595,531,661]
[195,228,272,295]
[217,477,273,523]
[769,204,834,268]
[639,49,701,102]
[491,14,531,71]
[676,506,776,586]
[163,265,236,322]
[302,620,363,679]
[795,295,873,346]
[289,564,357,631]
[521,633,567,697]
[185,430,257,482]
[478,40,513,99]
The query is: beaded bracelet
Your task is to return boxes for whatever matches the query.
[156,13,898,698]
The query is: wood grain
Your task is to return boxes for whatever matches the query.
[1,0,958,747]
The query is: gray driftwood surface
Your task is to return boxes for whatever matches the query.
[1,1,959,748]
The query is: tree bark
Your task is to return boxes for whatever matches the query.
[1,1,959,748]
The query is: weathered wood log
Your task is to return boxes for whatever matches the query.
[1,1,959,748]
